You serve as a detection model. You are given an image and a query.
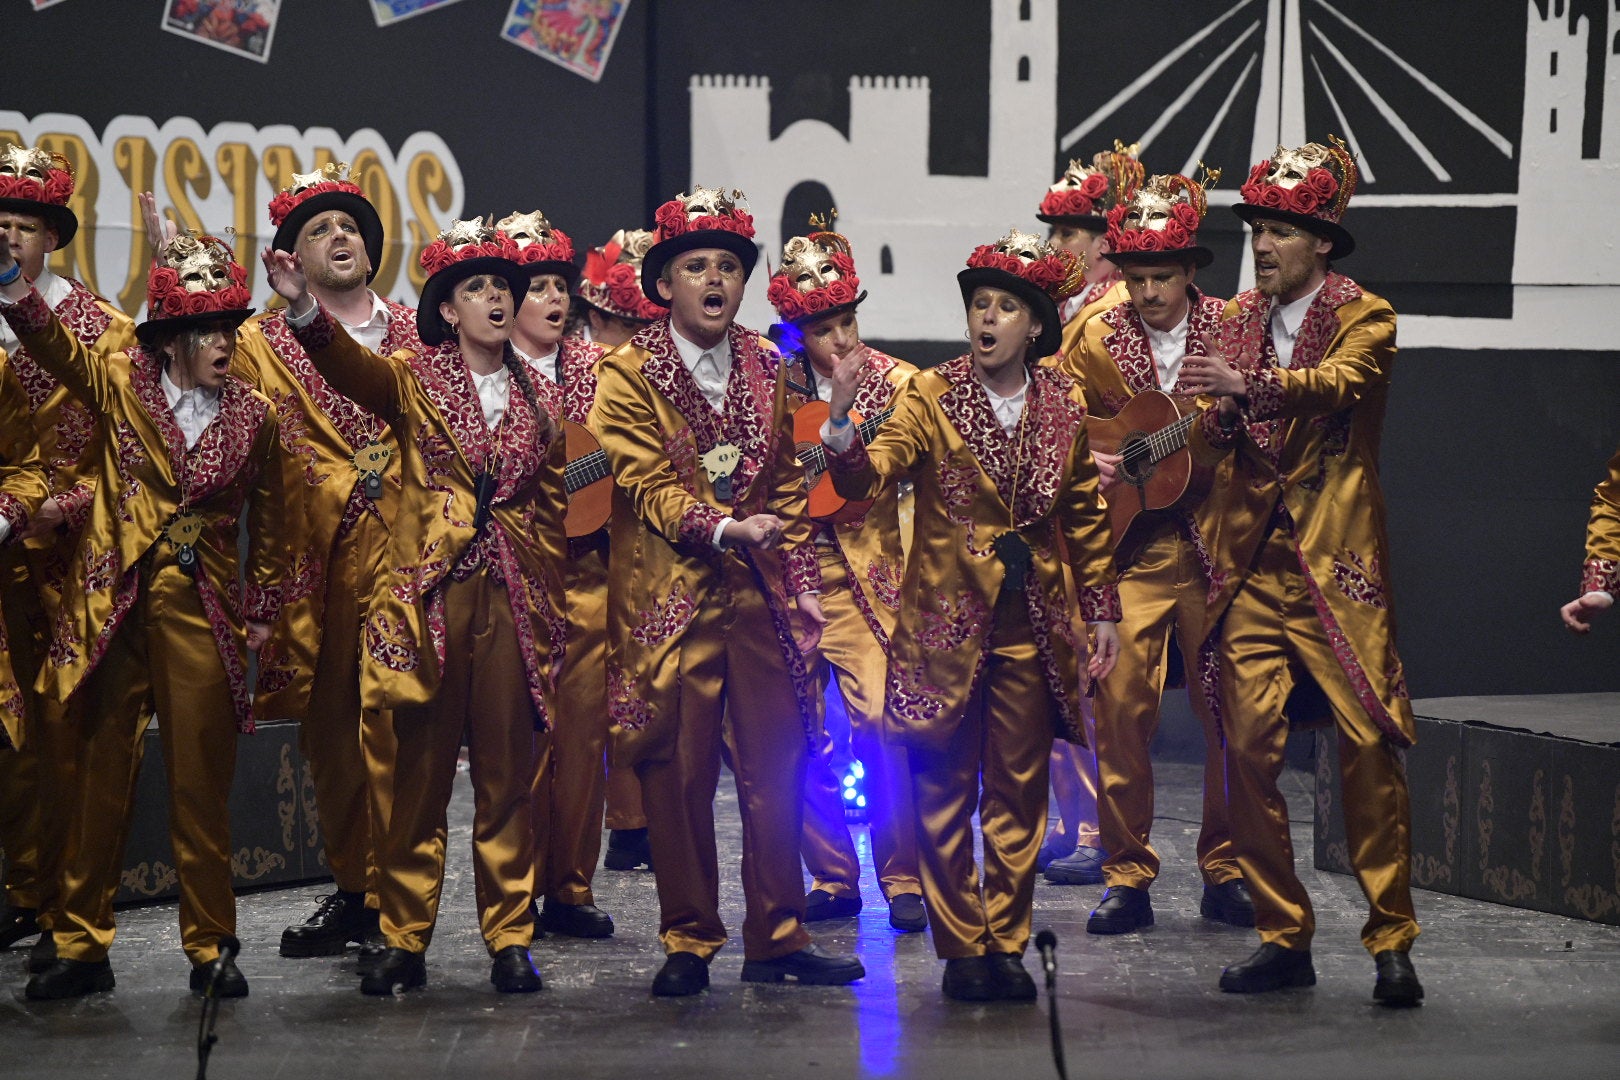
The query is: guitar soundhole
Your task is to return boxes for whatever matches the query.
[1119,431,1155,485]
[796,441,821,489]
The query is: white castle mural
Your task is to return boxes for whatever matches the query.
[689,0,1620,350]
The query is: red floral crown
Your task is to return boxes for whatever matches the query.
[267,163,369,227]
[1038,141,1145,221]
[965,230,1086,302]
[767,223,862,321]
[0,144,75,207]
[418,218,523,277]
[146,234,251,318]
[651,186,756,243]
[578,230,663,321]
[1238,139,1357,223]
[1105,166,1221,255]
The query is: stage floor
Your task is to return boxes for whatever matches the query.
[2,762,1615,1079]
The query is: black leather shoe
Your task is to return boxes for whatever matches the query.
[355,930,387,976]
[987,953,1037,1001]
[1044,845,1108,885]
[280,891,370,957]
[0,905,40,948]
[1200,879,1256,927]
[489,944,542,993]
[888,893,928,932]
[1087,885,1154,935]
[603,828,652,871]
[190,956,249,998]
[360,947,427,995]
[27,931,57,974]
[740,943,865,985]
[651,951,709,996]
[803,888,862,921]
[1372,949,1424,1007]
[541,898,614,938]
[941,956,997,1002]
[1219,943,1316,994]
[25,958,115,1000]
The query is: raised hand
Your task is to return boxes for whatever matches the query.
[260,246,311,312]
[827,344,870,424]
[137,192,180,255]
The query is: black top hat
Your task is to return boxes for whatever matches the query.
[270,187,386,284]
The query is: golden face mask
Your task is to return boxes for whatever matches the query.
[780,235,844,292]
[496,210,556,248]
[1124,187,1177,232]
[440,217,496,249]
[999,228,1049,263]
[0,144,63,184]
[1048,158,1102,195]
[161,235,233,294]
[1265,144,1331,188]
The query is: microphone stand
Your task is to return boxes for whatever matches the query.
[195,937,239,1080]
[1035,929,1068,1080]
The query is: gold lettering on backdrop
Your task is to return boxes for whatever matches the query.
[113,135,159,314]
[0,112,465,309]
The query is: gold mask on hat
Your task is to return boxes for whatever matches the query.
[1265,144,1332,188]
[999,228,1049,263]
[496,210,556,248]
[285,161,356,195]
[440,217,496,250]
[780,234,845,292]
[0,144,65,185]
[678,185,744,219]
[162,235,233,294]
[1047,158,1103,196]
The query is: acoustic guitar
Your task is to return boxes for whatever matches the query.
[561,420,613,538]
[1085,388,1211,562]
[793,399,895,524]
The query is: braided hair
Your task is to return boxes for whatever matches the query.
[500,340,555,441]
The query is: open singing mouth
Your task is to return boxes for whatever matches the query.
[702,290,727,315]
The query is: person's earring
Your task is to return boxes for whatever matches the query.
[448,320,460,338]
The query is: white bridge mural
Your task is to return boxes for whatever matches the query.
[690,0,1620,350]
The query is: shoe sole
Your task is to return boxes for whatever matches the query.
[360,971,427,996]
[25,969,116,1000]
[943,984,999,1002]
[739,962,865,985]
[1044,869,1105,886]
[492,977,543,994]
[803,907,862,922]
[1374,983,1424,1006]
[1086,911,1153,935]
[1199,898,1257,927]
[889,917,928,932]
[1219,968,1317,993]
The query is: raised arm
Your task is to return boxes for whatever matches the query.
[822,371,932,503]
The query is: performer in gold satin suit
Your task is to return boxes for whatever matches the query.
[265,219,566,997]
[590,187,864,997]
[1059,171,1253,933]
[0,353,51,777]
[572,229,662,873]
[0,145,136,975]
[229,167,422,963]
[498,209,616,939]
[1032,144,1143,885]
[1561,442,1620,632]
[1,232,283,1001]
[1179,140,1423,1006]
[821,232,1121,1002]
[765,227,926,933]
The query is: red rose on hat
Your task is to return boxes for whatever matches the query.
[1286,186,1320,214]
[181,291,218,316]
[802,290,832,313]
[148,266,181,296]
[606,262,637,288]
[1080,172,1110,201]
[654,201,689,238]
[1305,167,1339,202]
[42,171,73,204]
[1257,184,1289,210]
[1172,202,1201,230]
[824,279,856,305]
[221,284,251,309]
[1161,221,1191,249]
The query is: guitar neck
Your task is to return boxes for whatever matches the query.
[1142,412,1196,464]
[800,406,895,475]
[564,448,611,494]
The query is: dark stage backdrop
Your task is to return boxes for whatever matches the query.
[6,0,1618,696]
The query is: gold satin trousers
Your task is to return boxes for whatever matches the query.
[380,570,538,955]
[1094,524,1239,889]
[637,556,812,961]
[603,762,646,830]
[530,541,609,906]
[301,511,389,902]
[54,560,238,966]
[800,547,921,901]
[1217,525,1419,955]
[911,592,1052,959]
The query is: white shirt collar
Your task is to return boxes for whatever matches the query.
[160,366,222,450]
[1142,312,1190,391]
[670,325,732,373]
[514,342,561,385]
[978,368,1031,436]
[1271,280,1324,339]
[469,364,511,430]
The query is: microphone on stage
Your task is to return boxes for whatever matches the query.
[216,935,241,964]
[196,935,241,1080]
[1034,928,1068,1080]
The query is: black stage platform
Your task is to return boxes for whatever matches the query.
[2,761,1616,1080]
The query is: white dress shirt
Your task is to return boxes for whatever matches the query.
[161,367,222,450]
[1144,315,1190,391]
[0,268,71,357]
[1268,281,1324,369]
[982,370,1031,436]
[670,327,733,413]
[514,343,561,386]
[341,291,393,353]
[469,365,511,430]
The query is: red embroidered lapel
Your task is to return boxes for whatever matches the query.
[935,354,1017,509]
[1288,272,1361,371]
[1099,303,1157,397]
[409,341,494,473]
[852,350,901,416]
[10,278,116,411]
[559,337,603,425]
[126,346,268,504]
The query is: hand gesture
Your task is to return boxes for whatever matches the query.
[723,513,785,550]
[1093,450,1121,492]
[1181,331,1249,398]
[1561,591,1614,633]
[260,247,311,313]
[793,592,827,654]
[138,192,181,256]
[828,344,870,424]
[19,497,64,541]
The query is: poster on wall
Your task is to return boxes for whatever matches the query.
[161,0,280,63]
[371,0,470,26]
[500,0,629,83]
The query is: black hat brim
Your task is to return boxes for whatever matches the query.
[640,230,760,308]
[271,190,386,284]
[1103,245,1215,270]
[1036,212,1109,233]
[135,308,255,346]
[1232,203,1354,259]
[786,290,868,327]
[957,267,1063,360]
[0,198,78,249]
[416,256,533,347]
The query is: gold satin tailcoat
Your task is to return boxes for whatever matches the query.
[824,355,1120,753]
[1055,276,1129,363]
[589,317,823,765]
[3,289,283,732]
[234,302,420,718]
[1191,272,1414,746]
[1580,442,1620,596]
[0,356,50,744]
[285,305,567,728]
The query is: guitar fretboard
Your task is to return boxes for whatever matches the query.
[1121,411,1196,469]
[564,449,611,494]
[798,407,895,477]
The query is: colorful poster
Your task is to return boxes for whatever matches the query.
[500,0,629,83]
[371,0,470,27]
[161,0,280,64]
